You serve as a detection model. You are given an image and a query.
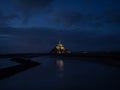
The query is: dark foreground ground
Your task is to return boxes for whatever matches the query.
[0,58,40,80]
[0,52,120,81]
[0,56,120,90]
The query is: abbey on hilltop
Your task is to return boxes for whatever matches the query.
[50,41,71,54]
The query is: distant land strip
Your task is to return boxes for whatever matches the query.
[0,52,120,59]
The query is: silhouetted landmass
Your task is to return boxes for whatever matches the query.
[0,52,120,59]
[52,52,120,59]
[0,53,49,58]
[0,58,40,80]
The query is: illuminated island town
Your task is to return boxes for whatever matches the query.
[0,41,120,58]
[0,40,120,80]
[50,41,71,54]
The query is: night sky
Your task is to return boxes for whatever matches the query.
[0,0,120,53]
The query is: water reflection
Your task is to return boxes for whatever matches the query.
[56,59,64,78]
[56,59,64,71]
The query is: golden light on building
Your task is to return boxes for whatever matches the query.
[56,41,65,54]
[50,41,71,54]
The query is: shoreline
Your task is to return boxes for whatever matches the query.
[0,52,120,59]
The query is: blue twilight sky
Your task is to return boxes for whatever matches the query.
[0,0,120,53]
[0,0,119,29]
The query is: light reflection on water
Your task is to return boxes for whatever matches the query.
[0,56,120,90]
[56,59,64,71]
[56,59,64,78]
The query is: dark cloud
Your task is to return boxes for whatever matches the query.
[0,14,18,21]
[0,10,18,27]
[17,0,54,10]
[15,0,54,23]
[0,10,9,27]
[104,9,120,24]
[53,8,120,28]
[53,10,101,28]
[53,11,82,26]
